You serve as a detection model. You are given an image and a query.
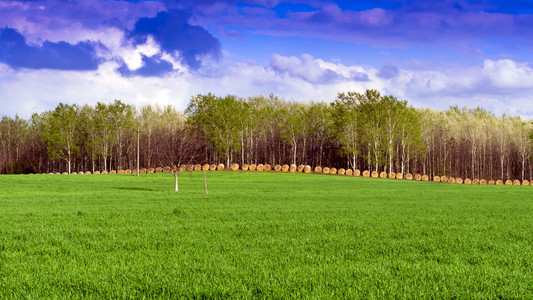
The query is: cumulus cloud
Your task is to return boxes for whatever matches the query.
[377,63,399,79]
[0,27,103,70]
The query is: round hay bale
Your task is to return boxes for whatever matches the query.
[472,179,480,185]
[345,169,353,176]
[354,169,361,177]
[109,170,117,175]
[464,178,472,185]
[133,169,138,174]
[480,179,487,185]
[85,171,91,175]
[209,164,217,171]
[504,179,512,185]
[522,180,530,186]
[388,172,396,179]
[338,168,345,175]
[147,168,155,173]
[93,171,101,175]
[422,175,429,181]
[379,172,387,179]
[62,172,68,175]
[102,170,109,175]
[322,167,330,174]
[371,171,378,178]
[496,180,503,185]
[117,170,124,174]
[297,165,305,172]
[164,166,171,172]
[194,164,201,171]
[396,173,403,180]
[433,176,440,182]
[178,165,185,172]
[125,169,131,174]
[415,174,422,181]
[405,173,413,180]
[362,170,370,177]
[71,172,77,175]
[257,164,264,172]
[456,178,463,184]
[231,163,239,171]
[155,167,163,173]
[249,164,256,171]
[513,180,521,186]
[281,164,289,172]
[290,164,297,173]
[304,165,312,174]
[314,166,322,173]
[217,164,225,171]
[448,177,456,184]
[242,164,249,171]
[185,165,194,172]
[488,180,495,185]
[330,167,337,175]
[264,164,272,171]
[275,165,282,172]
[202,164,209,171]
[440,176,447,183]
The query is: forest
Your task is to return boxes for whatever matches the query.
[1,89,532,182]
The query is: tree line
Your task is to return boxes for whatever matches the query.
[1,90,532,181]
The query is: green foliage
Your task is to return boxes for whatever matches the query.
[1,172,533,298]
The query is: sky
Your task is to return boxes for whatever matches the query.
[1,0,533,118]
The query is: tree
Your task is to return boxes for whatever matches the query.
[332,93,360,170]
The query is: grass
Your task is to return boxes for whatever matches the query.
[1,171,532,298]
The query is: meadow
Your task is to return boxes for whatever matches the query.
[1,171,532,298]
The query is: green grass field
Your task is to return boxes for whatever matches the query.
[1,171,532,298]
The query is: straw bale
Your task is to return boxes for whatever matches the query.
[264,164,272,171]
[322,167,330,174]
[440,176,448,183]
[456,178,463,184]
[504,179,513,185]
[396,173,403,180]
[103,170,110,175]
[415,174,422,181]
[275,164,282,171]
[185,165,193,172]
[448,177,456,184]
[388,172,395,179]
[496,180,503,185]
[257,164,264,172]
[304,165,312,173]
[314,166,322,173]
[249,164,256,171]
[217,164,225,171]
[354,169,361,177]
[71,172,77,175]
[405,173,413,180]
[62,172,68,175]
[488,180,495,185]
[231,163,239,171]
[202,164,209,171]
[464,178,472,185]
[513,180,521,186]
[94,171,101,175]
[422,175,429,181]
[125,169,131,174]
[345,169,353,176]
[380,172,387,179]
[338,168,346,175]
[242,164,249,171]
[522,180,530,186]
[297,165,305,172]
[109,170,117,175]
[141,168,148,173]
[480,179,487,185]
[282,164,289,172]
[192,164,200,171]
[209,164,217,171]
[85,171,91,175]
[330,168,337,174]
[155,167,163,173]
[164,166,171,172]
[433,176,440,182]
[118,170,125,174]
[472,179,479,185]
[371,171,378,178]
[362,170,370,177]
[290,164,297,173]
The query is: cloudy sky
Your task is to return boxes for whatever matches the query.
[1,0,533,118]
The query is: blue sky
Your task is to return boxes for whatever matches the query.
[1,0,533,117]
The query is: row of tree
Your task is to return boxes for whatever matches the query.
[1,90,532,181]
